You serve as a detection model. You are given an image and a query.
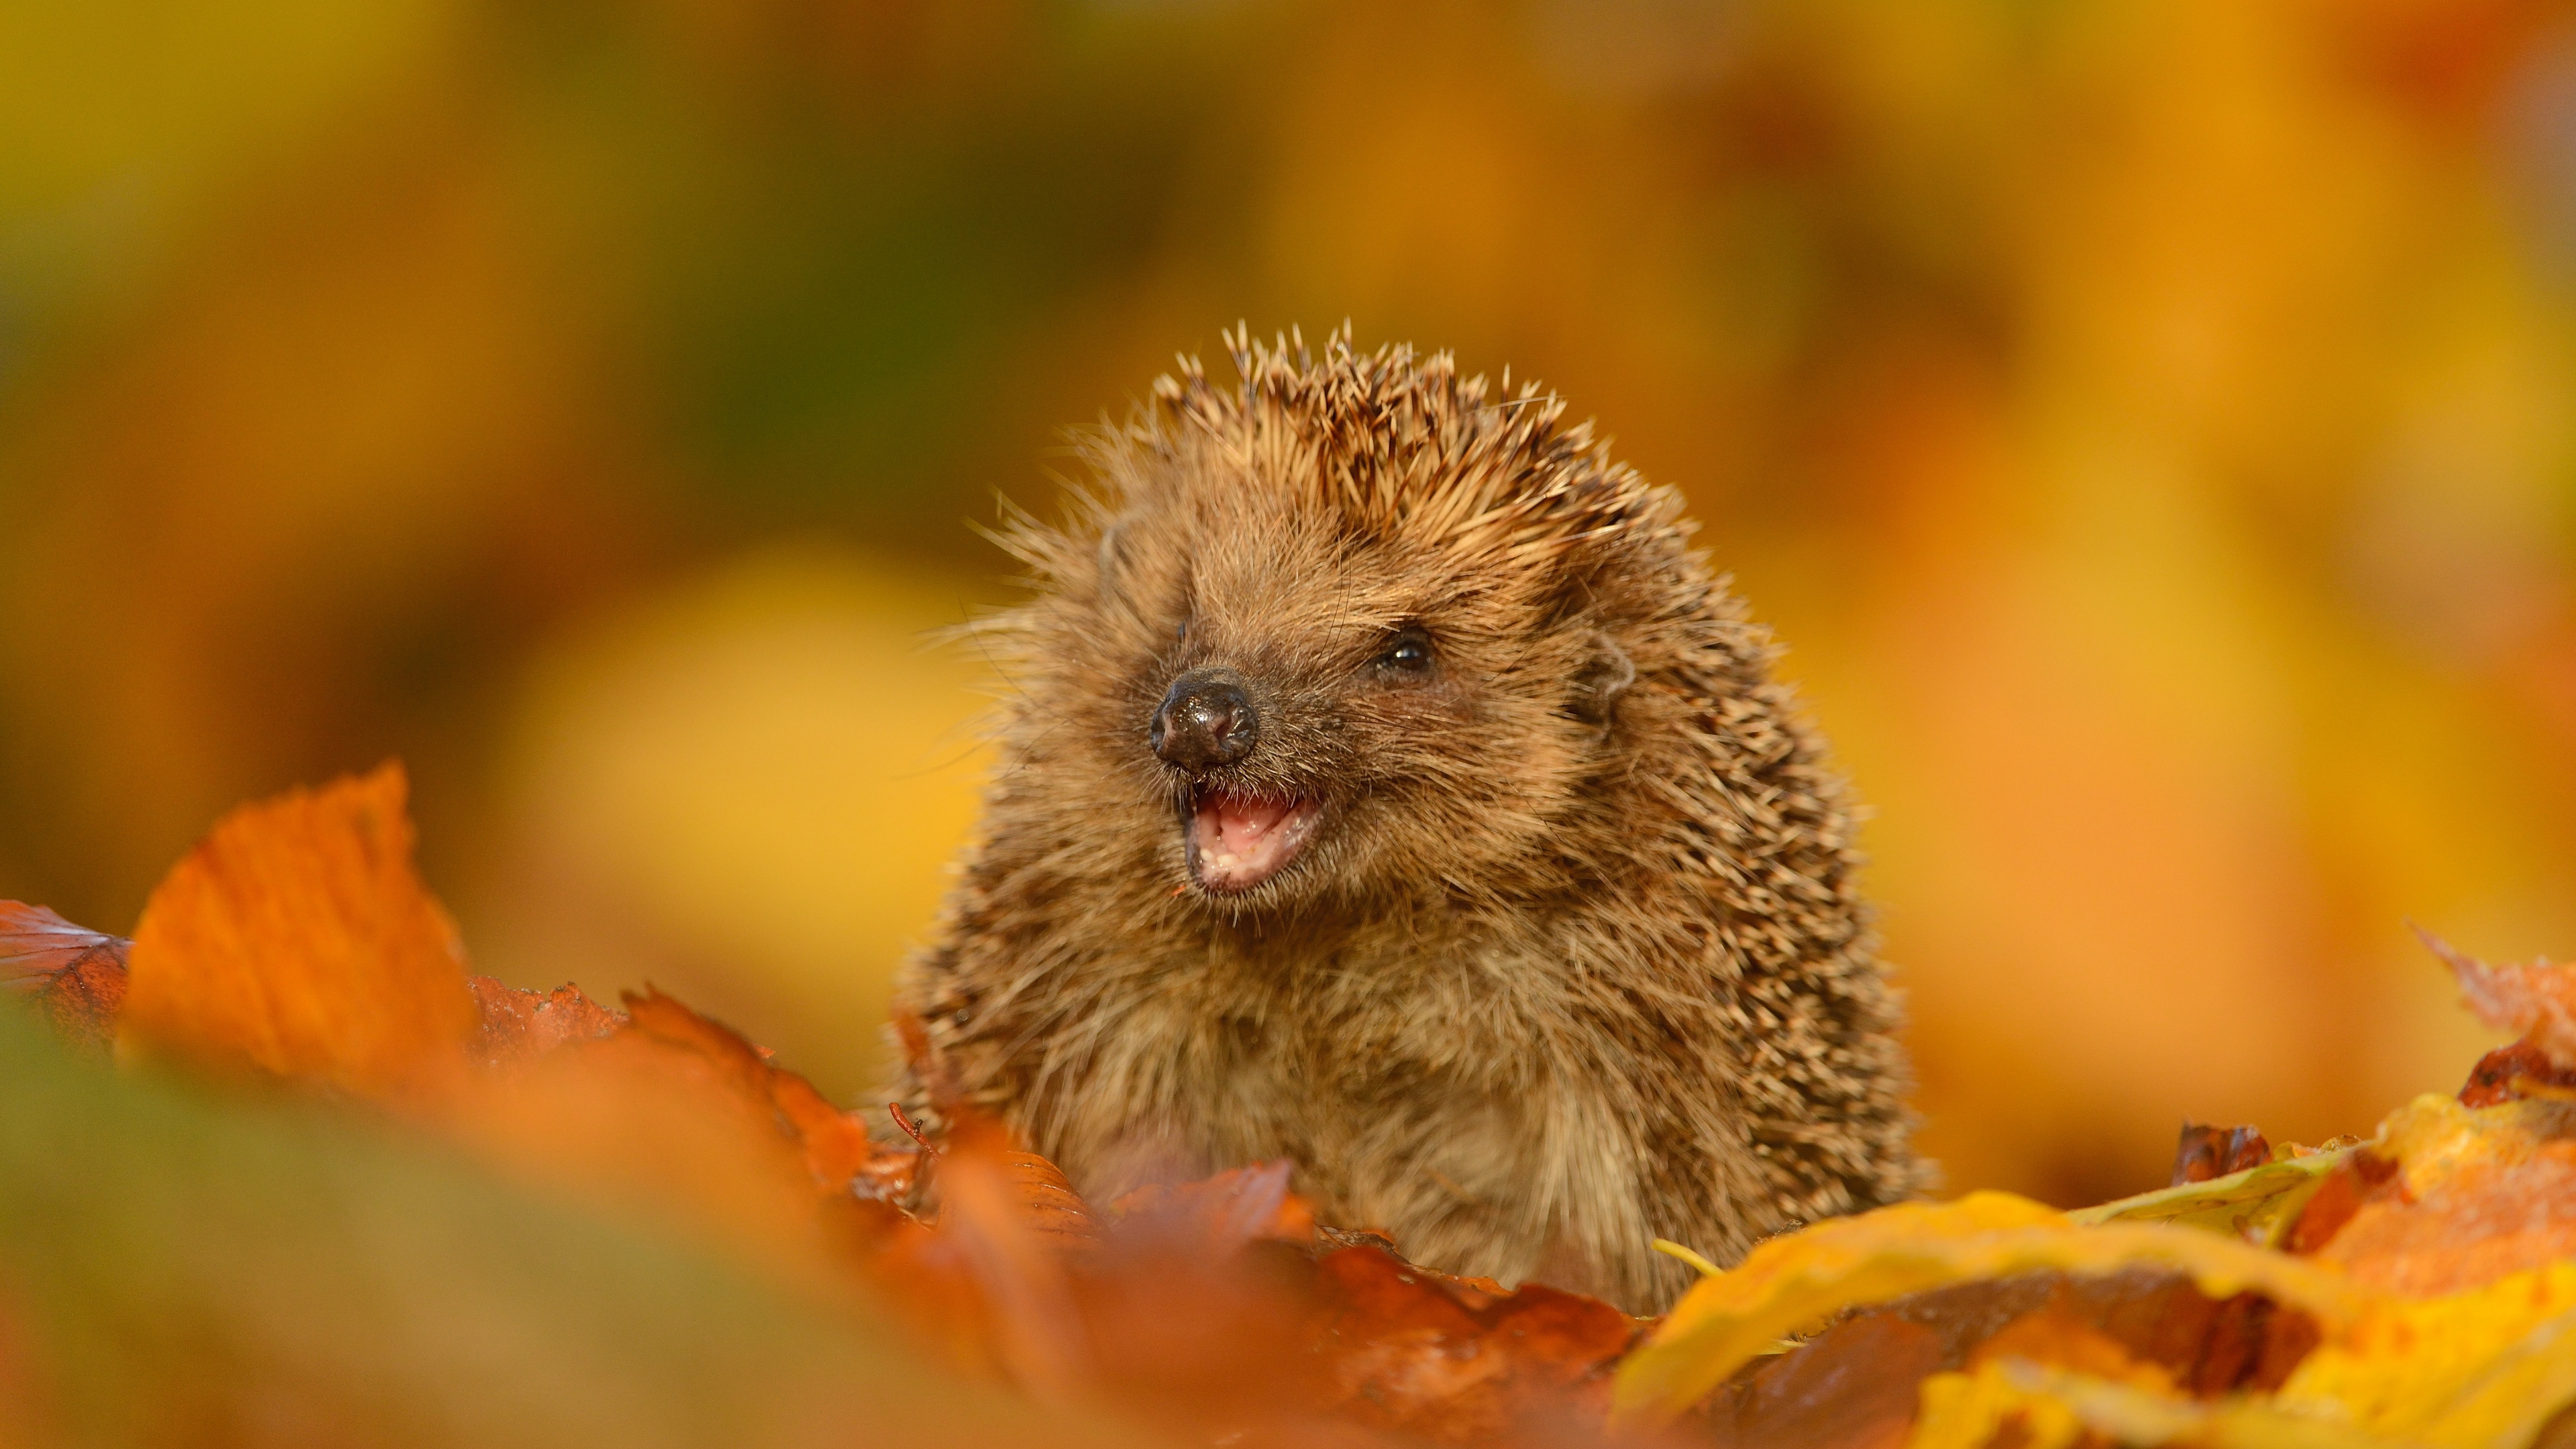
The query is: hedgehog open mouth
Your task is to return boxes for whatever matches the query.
[1185,786,1322,895]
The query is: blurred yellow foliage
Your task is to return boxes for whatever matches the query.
[490,551,991,1098]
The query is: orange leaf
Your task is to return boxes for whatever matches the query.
[118,763,477,1099]
[2418,923,2576,1068]
[1311,1244,1641,1443]
[449,985,918,1268]
[1966,1307,2178,1391]
[467,975,623,1067]
[1108,1160,1316,1252]
[451,1018,906,1285]
[2308,1095,2576,1297]
[925,1114,1098,1251]
[618,988,916,1200]
[1,902,129,1049]
[875,1123,1096,1399]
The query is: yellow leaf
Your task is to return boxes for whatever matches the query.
[1911,1362,2088,1449]
[2363,1093,2576,1202]
[2070,1149,2349,1244]
[1913,1360,2411,1449]
[1610,1191,2368,1426]
[2282,1262,2576,1449]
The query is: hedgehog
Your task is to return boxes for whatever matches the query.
[888,327,1919,1312]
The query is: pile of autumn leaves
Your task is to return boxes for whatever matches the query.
[10,767,2576,1448]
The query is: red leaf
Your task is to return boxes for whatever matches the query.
[1704,1312,1939,1449]
[2457,1037,2576,1108]
[1310,1244,1641,1443]
[0,902,129,986]
[2171,1122,2271,1185]
[0,902,129,1049]
[1703,1267,2324,1445]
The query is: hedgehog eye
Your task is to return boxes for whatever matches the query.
[1374,627,1436,680]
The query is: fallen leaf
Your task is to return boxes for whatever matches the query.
[2074,1149,2350,1247]
[450,1014,904,1287]
[1612,1191,2366,1427]
[118,763,478,1100]
[996,1148,1101,1251]
[1702,1311,1940,1449]
[2418,924,2576,1069]
[1309,1243,1641,1444]
[467,975,623,1067]
[2456,1036,2576,1109]
[2171,1122,2273,1185]
[1909,1357,2398,1449]
[2307,1095,2576,1297]
[619,988,915,1200]
[1966,1305,2176,1393]
[2280,1260,2576,1448]
[1108,1160,1316,1253]
[2279,1152,2402,1256]
[0,902,128,985]
[1702,1266,2323,1447]
[1907,1358,2090,1449]
[876,1124,1093,1401]
[1,902,129,1049]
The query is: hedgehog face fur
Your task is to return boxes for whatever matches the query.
[892,327,1920,1313]
[1058,459,1638,911]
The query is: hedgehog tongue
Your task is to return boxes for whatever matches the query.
[1190,789,1316,894]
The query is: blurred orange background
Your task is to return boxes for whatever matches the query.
[7,0,2575,1210]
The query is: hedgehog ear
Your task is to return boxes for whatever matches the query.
[1568,633,1635,730]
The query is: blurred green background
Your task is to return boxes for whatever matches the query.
[7,0,2576,1208]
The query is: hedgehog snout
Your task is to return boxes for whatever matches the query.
[1150,667,1259,775]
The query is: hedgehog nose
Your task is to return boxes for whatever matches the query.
[1150,668,1258,774]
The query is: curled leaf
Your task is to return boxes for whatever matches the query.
[879,1124,1093,1401]
[2457,1038,2576,1109]
[1703,1310,1941,1449]
[1613,1191,2367,1426]
[1912,1358,2408,1449]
